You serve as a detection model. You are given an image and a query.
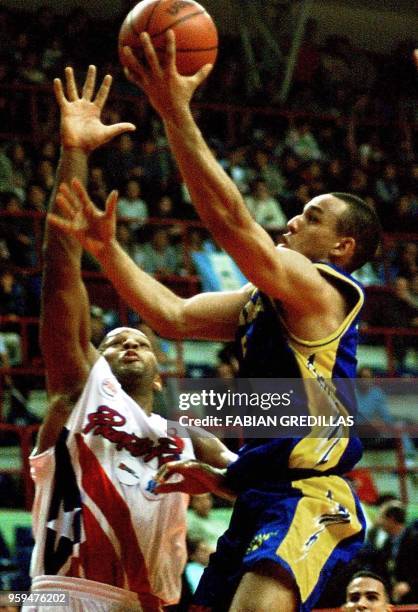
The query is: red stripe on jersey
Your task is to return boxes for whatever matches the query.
[76,434,162,609]
[79,504,125,587]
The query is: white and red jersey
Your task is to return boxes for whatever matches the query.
[30,356,194,608]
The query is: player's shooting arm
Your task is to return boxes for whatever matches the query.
[122,34,333,314]
[50,179,253,341]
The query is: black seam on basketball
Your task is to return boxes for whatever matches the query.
[146,0,163,33]
[150,9,207,38]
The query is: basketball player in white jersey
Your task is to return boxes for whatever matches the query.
[24,66,235,612]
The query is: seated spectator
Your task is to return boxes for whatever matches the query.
[153,194,176,220]
[223,146,252,196]
[141,227,181,276]
[362,277,418,371]
[374,163,401,209]
[352,246,386,287]
[184,537,211,594]
[285,120,323,161]
[187,493,230,552]
[88,165,109,207]
[392,241,417,280]
[244,179,287,229]
[355,366,415,461]
[342,570,393,611]
[0,192,36,267]
[376,501,418,604]
[325,158,348,192]
[25,182,47,213]
[251,148,285,198]
[115,222,144,267]
[89,305,106,348]
[396,193,418,232]
[117,178,148,230]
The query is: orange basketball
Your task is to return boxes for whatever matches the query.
[118,0,218,76]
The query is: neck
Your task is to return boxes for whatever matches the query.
[119,379,154,416]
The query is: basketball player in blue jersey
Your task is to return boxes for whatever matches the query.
[48,38,410,612]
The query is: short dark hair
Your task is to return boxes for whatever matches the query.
[382,501,406,524]
[347,570,391,602]
[331,192,382,271]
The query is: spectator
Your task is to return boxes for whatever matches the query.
[117,178,148,230]
[25,182,47,212]
[89,305,106,348]
[342,570,393,611]
[377,501,418,604]
[251,148,285,198]
[141,227,181,275]
[115,221,144,267]
[224,146,252,196]
[88,165,109,206]
[0,192,35,267]
[187,493,230,552]
[184,537,211,594]
[392,242,417,280]
[355,366,415,462]
[244,179,287,229]
[285,120,323,161]
[374,163,401,210]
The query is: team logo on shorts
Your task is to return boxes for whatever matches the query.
[246,531,278,554]
[100,378,119,398]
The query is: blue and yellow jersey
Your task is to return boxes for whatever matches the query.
[226,262,365,491]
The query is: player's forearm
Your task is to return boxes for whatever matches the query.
[43,147,89,271]
[96,239,187,338]
[162,108,254,242]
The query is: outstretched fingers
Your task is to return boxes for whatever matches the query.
[53,78,68,107]
[47,212,77,234]
[122,47,148,84]
[140,32,163,75]
[94,74,113,110]
[81,64,97,100]
[104,190,119,220]
[64,66,79,101]
[70,178,97,215]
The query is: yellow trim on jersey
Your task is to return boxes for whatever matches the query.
[280,264,364,349]
[276,476,363,604]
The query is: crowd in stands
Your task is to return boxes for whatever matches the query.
[0,6,416,601]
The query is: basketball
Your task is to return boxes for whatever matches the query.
[118,0,218,76]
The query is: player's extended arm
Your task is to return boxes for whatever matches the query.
[121,34,330,312]
[49,179,253,340]
[38,66,135,453]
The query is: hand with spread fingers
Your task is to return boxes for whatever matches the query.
[152,459,230,496]
[55,64,135,152]
[121,30,212,120]
[48,178,118,258]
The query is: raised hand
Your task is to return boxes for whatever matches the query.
[55,65,135,152]
[121,30,212,120]
[48,178,117,257]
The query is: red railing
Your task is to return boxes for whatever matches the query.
[0,82,416,145]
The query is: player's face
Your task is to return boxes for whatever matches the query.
[343,577,392,611]
[100,327,158,383]
[280,194,347,262]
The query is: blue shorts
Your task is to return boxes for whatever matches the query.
[193,475,365,612]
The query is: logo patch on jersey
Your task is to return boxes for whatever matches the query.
[116,457,142,485]
[83,405,184,467]
[100,377,119,398]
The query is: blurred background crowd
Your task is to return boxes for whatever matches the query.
[0,2,416,609]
